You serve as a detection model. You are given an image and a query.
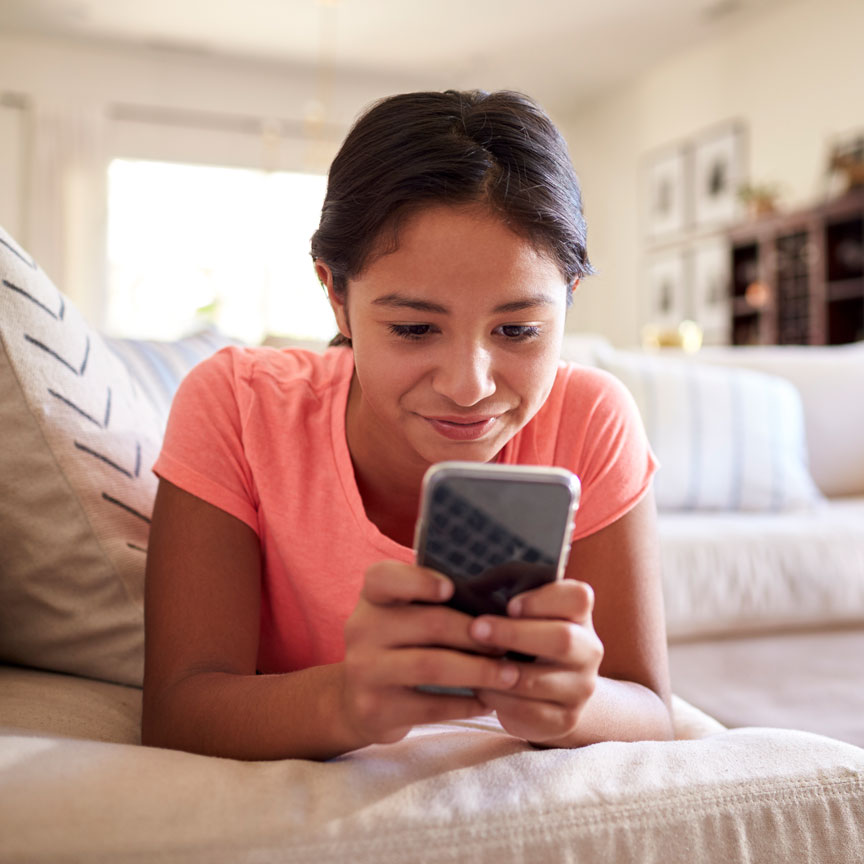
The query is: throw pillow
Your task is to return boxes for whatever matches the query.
[597,348,823,512]
[697,344,864,498]
[0,226,234,686]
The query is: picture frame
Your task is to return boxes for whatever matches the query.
[692,122,747,228]
[645,250,688,329]
[691,239,731,343]
[643,144,688,240]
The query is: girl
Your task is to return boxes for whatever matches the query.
[142,90,673,760]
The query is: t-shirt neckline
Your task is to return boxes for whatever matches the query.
[328,348,415,559]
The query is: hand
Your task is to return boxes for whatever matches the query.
[469,579,604,745]
[340,560,523,747]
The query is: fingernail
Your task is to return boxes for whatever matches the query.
[472,619,492,641]
[499,663,519,687]
[437,578,452,600]
[508,597,522,617]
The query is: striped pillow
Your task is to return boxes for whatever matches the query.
[598,350,823,512]
[105,330,239,431]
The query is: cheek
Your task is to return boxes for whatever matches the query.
[353,343,424,405]
[510,346,560,405]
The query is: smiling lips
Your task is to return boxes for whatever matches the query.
[422,414,501,441]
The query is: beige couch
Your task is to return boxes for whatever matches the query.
[618,341,864,747]
[2,225,864,863]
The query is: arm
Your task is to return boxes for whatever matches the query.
[471,488,675,746]
[142,479,526,760]
[141,478,364,760]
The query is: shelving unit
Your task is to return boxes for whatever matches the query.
[728,187,864,345]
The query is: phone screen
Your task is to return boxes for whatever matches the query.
[416,468,577,619]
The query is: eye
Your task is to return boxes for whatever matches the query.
[498,324,541,341]
[388,323,433,341]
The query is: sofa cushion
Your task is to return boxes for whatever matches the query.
[0,226,232,686]
[1,692,862,864]
[0,665,142,745]
[598,348,823,512]
[660,496,864,639]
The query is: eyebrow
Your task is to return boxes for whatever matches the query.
[371,293,556,315]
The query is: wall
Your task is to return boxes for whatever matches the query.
[3,0,863,342]
[0,33,429,327]
[562,0,864,346]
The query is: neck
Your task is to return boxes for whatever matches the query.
[344,374,425,546]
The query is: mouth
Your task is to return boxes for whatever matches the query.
[421,414,501,441]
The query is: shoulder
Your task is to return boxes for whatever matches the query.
[166,346,353,439]
[547,361,640,425]
[540,363,657,538]
[181,344,352,399]
[514,359,649,471]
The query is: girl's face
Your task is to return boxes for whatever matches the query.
[321,204,571,479]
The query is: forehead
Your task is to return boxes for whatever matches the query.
[356,204,566,296]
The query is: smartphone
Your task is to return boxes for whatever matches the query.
[413,461,580,693]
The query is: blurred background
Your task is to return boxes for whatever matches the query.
[1,0,862,347]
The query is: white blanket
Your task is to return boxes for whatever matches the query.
[1,666,863,864]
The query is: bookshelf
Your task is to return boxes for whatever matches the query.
[728,187,864,345]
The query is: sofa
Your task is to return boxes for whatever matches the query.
[584,338,864,749]
[1,223,863,863]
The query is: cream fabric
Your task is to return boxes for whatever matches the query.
[597,348,823,512]
[0,230,153,685]
[698,342,864,498]
[0,227,227,686]
[661,496,864,638]
[0,666,142,745]
[1,665,863,864]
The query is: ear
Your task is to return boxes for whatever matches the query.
[316,261,351,339]
[567,278,580,307]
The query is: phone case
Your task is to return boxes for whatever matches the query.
[414,462,581,619]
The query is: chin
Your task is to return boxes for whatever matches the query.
[413,433,508,467]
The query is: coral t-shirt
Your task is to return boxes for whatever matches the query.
[153,346,656,674]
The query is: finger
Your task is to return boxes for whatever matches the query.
[490,663,597,706]
[476,689,584,743]
[470,615,604,668]
[362,561,453,606]
[363,647,521,692]
[508,579,594,624]
[368,688,493,735]
[376,603,498,653]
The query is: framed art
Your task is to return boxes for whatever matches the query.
[691,239,731,343]
[644,145,688,240]
[692,122,746,228]
[645,250,688,329]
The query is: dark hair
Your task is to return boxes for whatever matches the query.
[310,89,594,345]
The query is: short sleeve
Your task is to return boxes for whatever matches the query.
[555,366,658,540]
[152,347,259,533]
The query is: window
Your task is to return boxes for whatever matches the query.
[106,159,332,344]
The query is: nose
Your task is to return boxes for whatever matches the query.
[431,342,497,407]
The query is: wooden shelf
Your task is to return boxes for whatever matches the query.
[827,278,864,302]
[728,187,864,345]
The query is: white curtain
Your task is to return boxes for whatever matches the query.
[0,98,26,240]
[25,105,109,329]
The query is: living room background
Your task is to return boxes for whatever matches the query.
[0,0,862,346]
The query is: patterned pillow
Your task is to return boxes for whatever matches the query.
[0,226,235,686]
[598,349,824,512]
